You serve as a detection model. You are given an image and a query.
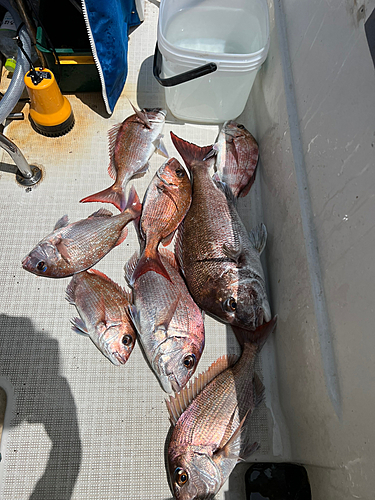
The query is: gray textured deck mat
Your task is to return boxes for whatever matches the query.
[0,2,287,498]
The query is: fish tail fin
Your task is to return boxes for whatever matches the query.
[80,183,126,212]
[170,132,214,171]
[124,185,142,217]
[130,247,172,285]
[231,315,277,352]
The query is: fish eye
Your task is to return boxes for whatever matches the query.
[183,354,196,370]
[175,167,185,178]
[224,297,237,312]
[174,467,189,486]
[36,261,47,272]
[121,335,133,346]
[237,124,245,129]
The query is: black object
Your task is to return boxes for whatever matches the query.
[365,8,375,68]
[245,463,312,500]
[153,42,217,87]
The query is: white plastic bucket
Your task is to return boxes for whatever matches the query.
[154,0,270,124]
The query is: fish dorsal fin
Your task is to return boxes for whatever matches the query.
[54,215,69,231]
[107,123,122,179]
[124,251,139,286]
[248,223,267,254]
[159,248,179,270]
[166,354,238,425]
[89,208,114,218]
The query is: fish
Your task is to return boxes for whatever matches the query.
[130,157,192,284]
[66,269,136,365]
[124,248,205,393]
[80,105,167,212]
[22,186,141,278]
[171,132,271,331]
[214,120,259,198]
[166,316,277,500]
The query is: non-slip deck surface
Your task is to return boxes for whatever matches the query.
[0,2,282,498]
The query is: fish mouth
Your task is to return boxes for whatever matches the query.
[144,108,167,118]
[158,373,174,394]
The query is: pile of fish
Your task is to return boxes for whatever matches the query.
[22,104,277,500]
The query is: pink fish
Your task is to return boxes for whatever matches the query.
[80,105,167,211]
[130,158,192,285]
[166,316,277,500]
[22,186,141,278]
[66,269,136,365]
[214,120,259,198]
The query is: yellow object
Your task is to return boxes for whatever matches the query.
[5,57,16,72]
[58,55,95,65]
[24,67,74,136]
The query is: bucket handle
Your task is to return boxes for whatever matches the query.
[153,43,217,87]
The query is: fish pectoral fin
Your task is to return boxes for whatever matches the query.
[161,230,176,248]
[54,215,69,230]
[214,410,250,460]
[222,238,243,265]
[154,294,180,332]
[71,317,89,336]
[249,223,267,254]
[128,304,141,333]
[154,135,169,158]
[114,227,128,247]
[239,441,259,462]
[55,238,72,263]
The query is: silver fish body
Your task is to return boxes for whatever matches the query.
[214,120,259,198]
[22,186,141,278]
[124,248,205,393]
[66,269,136,365]
[166,317,277,500]
[80,107,167,211]
[171,133,271,331]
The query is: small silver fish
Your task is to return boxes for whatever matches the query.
[66,269,136,365]
[124,248,205,393]
[22,186,141,278]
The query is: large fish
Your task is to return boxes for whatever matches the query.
[22,186,141,278]
[214,120,259,198]
[166,316,277,500]
[171,133,271,331]
[80,105,167,212]
[124,248,205,394]
[131,157,192,284]
[66,269,136,365]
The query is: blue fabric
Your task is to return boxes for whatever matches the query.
[83,0,141,114]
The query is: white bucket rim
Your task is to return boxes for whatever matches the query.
[157,0,270,69]
[158,30,270,71]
